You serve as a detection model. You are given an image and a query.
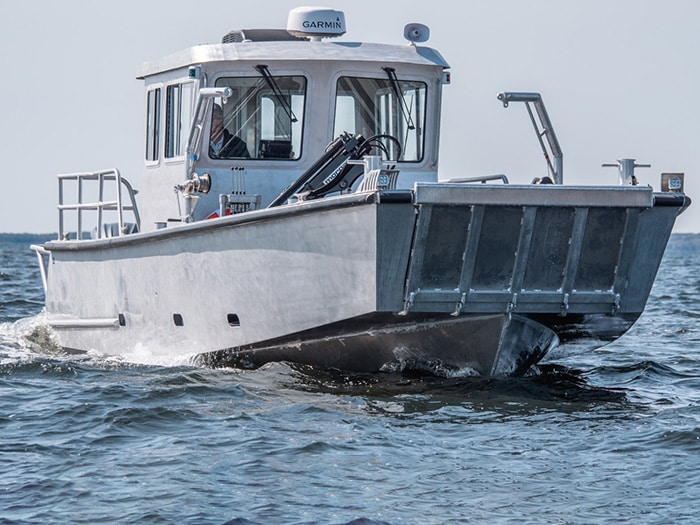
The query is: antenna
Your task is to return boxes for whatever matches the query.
[403,23,430,44]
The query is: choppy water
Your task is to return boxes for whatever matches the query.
[1,235,699,524]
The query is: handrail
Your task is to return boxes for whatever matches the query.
[185,87,233,179]
[57,168,141,240]
[30,244,50,292]
[497,92,563,184]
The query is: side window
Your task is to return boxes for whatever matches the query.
[165,82,195,159]
[333,76,427,162]
[213,75,306,160]
[145,88,161,162]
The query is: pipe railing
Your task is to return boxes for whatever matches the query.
[57,168,140,240]
[497,92,563,184]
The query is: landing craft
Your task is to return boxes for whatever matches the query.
[32,7,690,375]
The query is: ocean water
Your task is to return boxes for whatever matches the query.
[1,236,699,525]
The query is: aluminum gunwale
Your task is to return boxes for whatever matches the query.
[44,185,687,253]
[43,190,411,252]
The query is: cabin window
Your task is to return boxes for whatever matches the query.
[334,76,427,162]
[212,74,306,160]
[165,82,195,159]
[145,88,161,161]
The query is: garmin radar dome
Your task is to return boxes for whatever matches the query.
[287,7,346,41]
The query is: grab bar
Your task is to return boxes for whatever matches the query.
[57,168,141,240]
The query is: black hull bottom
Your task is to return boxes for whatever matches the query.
[530,312,640,343]
[197,313,560,377]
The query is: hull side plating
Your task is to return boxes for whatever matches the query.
[41,185,686,375]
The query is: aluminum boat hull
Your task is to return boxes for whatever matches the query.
[37,184,688,375]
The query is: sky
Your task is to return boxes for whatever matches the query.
[0,0,698,233]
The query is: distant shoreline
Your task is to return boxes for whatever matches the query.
[666,232,700,251]
[0,233,57,243]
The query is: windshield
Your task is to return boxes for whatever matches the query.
[213,75,306,160]
[334,76,427,162]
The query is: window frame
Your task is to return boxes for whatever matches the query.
[211,72,308,161]
[164,81,196,160]
[332,74,428,163]
[145,86,161,164]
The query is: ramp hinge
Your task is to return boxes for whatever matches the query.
[451,292,467,316]
[399,291,415,316]
[560,293,570,316]
[507,292,518,314]
[612,294,621,314]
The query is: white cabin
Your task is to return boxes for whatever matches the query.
[135,8,450,231]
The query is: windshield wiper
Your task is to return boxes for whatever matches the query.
[255,64,298,123]
[382,67,415,130]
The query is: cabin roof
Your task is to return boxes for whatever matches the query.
[136,40,450,79]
